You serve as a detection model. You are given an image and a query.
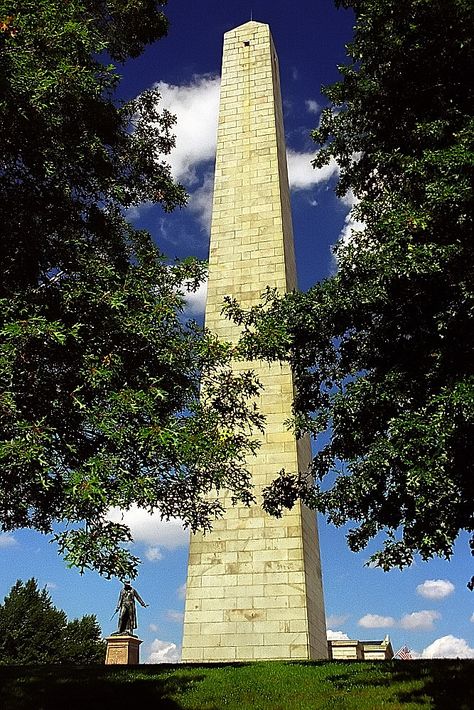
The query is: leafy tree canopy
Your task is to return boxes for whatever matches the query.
[0,1,262,579]
[0,578,105,664]
[226,0,474,577]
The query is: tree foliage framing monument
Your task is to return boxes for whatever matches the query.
[226,0,474,580]
[0,0,263,580]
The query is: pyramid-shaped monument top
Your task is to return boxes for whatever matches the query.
[225,19,271,36]
[229,20,268,29]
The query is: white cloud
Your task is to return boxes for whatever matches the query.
[358,609,443,632]
[400,610,441,631]
[358,614,395,629]
[470,613,474,623]
[145,546,164,562]
[125,201,153,223]
[44,581,57,591]
[108,505,189,549]
[150,72,343,248]
[0,534,17,548]
[286,150,339,191]
[416,579,455,600]
[147,638,181,664]
[340,188,358,210]
[326,614,349,628]
[338,189,364,246]
[177,583,186,600]
[182,278,208,317]
[327,629,350,640]
[149,623,159,633]
[305,99,320,115]
[184,148,340,224]
[154,75,220,185]
[341,215,364,241]
[421,635,474,659]
[152,216,180,247]
[188,171,214,232]
[166,609,184,624]
[151,73,341,235]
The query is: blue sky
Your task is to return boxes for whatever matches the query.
[1,0,473,663]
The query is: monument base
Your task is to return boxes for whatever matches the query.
[105,634,142,665]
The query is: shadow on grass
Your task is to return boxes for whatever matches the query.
[3,659,474,710]
[0,665,215,710]
[323,659,474,710]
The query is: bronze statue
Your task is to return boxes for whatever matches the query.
[115,581,148,635]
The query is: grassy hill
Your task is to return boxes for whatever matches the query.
[1,659,473,710]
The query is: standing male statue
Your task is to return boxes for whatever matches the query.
[115,581,148,635]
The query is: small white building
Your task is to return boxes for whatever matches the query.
[328,635,394,660]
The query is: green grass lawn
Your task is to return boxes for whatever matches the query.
[1,660,473,710]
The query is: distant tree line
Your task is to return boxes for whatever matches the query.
[0,579,105,664]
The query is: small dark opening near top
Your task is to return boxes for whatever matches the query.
[243,41,250,46]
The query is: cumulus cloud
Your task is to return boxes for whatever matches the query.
[340,188,358,210]
[305,99,320,115]
[182,278,208,317]
[108,505,189,550]
[286,150,339,191]
[0,534,17,548]
[149,72,342,245]
[166,609,184,623]
[154,75,220,185]
[327,629,350,640]
[326,614,349,628]
[149,623,159,633]
[188,171,214,232]
[147,71,346,256]
[145,546,164,562]
[358,614,395,629]
[177,583,187,600]
[358,609,443,632]
[147,638,181,664]
[421,635,474,659]
[400,610,441,631]
[416,579,455,600]
[125,201,153,224]
[338,189,364,246]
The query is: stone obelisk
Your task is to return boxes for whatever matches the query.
[181,21,327,662]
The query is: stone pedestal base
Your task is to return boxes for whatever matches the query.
[105,634,142,665]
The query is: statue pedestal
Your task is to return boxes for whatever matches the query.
[105,634,142,665]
